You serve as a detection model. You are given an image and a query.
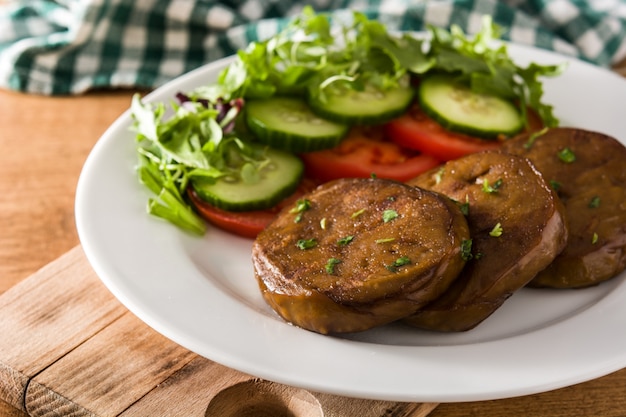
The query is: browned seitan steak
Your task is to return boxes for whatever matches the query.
[252,177,470,334]
[406,151,568,331]
[501,127,626,288]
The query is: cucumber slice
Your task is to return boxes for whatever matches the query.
[307,79,415,125]
[245,97,349,153]
[191,147,304,211]
[418,74,523,139]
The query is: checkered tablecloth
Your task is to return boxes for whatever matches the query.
[1,0,625,95]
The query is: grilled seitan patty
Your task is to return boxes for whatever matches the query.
[406,151,568,332]
[252,177,470,334]
[501,127,626,288]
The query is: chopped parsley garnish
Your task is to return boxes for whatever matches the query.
[523,127,548,149]
[351,208,366,218]
[375,238,395,244]
[290,199,311,223]
[386,256,411,272]
[549,180,562,191]
[434,166,445,184]
[291,199,311,214]
[558,147,576,163]
[482,178,503,194]
[489,223,503,237]
[296,238,317,250]
[461,239,473,261]
[457,195,470,216]
[592,232,599,244]
[383,209,399,223]
[588,196,601,208]
[337,235,354,246]
[325,258,341,274]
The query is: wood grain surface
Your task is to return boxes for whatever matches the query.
[0,89,136,293]
[0,246,439,417]
[1,59,626,415]
[0,89,139,417]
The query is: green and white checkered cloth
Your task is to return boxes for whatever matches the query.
[1,0,625,95]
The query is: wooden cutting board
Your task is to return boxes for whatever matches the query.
[0,246,438,417]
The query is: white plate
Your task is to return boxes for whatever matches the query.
[75,43,626,403]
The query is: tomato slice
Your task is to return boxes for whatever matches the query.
[385,105,546,161]
[300,126,441,183]
[188,178,318,238]
[384,106,502,161]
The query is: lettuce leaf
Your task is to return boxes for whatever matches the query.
[206,9,563,127]
[130,94,267,234]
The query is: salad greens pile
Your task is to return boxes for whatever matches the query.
[131,6,565,235]
[131,95,261,234]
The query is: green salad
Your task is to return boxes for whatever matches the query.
[130,7,564,235]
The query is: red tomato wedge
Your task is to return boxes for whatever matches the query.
[188,178,319,238]
[384,105,546,161]
[300,126,441,183]
[384,105,502,161]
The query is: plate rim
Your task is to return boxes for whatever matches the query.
[75,42,626,403]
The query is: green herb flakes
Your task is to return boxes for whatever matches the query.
[291,199,311,223]
[351,208,366,218]
[489,223,503,237]
[588,196,601,208]
[482,178,503,194]
[523,127,548,149]
[386,256,411,272]
[461,239,473,261]
[592,232,599,244]
[296,238,317,250]
[325,258,341,274]
[434,166,445,184]
[383,209,399,223]
[290,199,311,214]
[337,235,354,246]
[558,147,576,163]
[375,238,395,244]
[549,180,562,192]
[457,195,470,216]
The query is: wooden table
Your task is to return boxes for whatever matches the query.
[1,71,626,416]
